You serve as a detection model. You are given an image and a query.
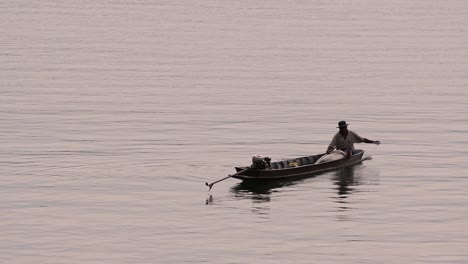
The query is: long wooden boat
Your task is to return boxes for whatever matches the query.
[231,149,369,181]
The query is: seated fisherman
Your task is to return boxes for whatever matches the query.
[326,121,380,158]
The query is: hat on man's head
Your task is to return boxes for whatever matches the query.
[337,120,349,128]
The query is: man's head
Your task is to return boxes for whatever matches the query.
[337,120,349,131]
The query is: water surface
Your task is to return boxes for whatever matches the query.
[1,1,468,263]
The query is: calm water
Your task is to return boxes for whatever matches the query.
[1,1,468,263]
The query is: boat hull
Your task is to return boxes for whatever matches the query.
[232,150,366,180]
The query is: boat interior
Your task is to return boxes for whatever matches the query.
[270,155,323,169]
[267,149,363,170]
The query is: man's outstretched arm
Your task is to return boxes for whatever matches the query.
[362,138,380,144]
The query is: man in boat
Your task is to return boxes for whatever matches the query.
[326,121,380,158]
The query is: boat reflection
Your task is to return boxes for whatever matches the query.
[205,194,213,205]
[229,174,313,203]
[222,163,378,219]
[230,182,274,203]
[230,163,367,201]
[232,178,299,195]
[333,165,358,198]
[331,163,382,214]
[331,165,360,212]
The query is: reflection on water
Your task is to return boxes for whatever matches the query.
[332,164,380,214]
[206,188,272,218]
[230,176,306,203]
[227,163,376,204]
[231,179,296,196]
[332,165,359,212]
[208,163,378,220]
[206,194,213,205]
[333,166,358,199]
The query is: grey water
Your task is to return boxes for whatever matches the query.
[1,1,468,263]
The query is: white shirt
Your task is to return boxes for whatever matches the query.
[328,130,364,150]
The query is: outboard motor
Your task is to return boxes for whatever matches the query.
[251,155,271,170]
